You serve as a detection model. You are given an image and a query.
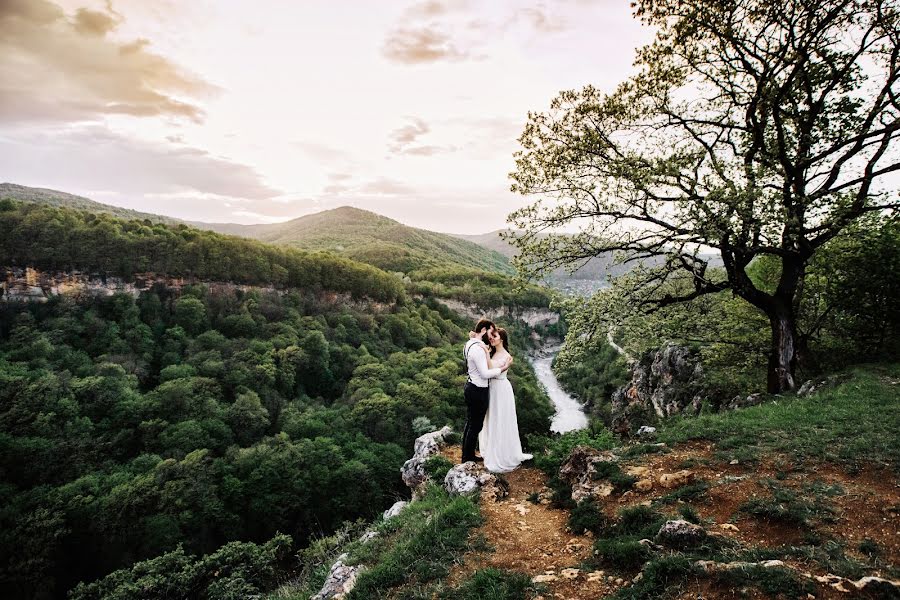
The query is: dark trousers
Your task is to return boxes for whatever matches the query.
[462,381,489,460]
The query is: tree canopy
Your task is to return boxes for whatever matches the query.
[508,0,900,391]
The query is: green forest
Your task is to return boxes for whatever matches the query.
[0,203,555,599]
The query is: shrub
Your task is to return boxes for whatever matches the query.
[423,455,454,483]
[568,500,609,535]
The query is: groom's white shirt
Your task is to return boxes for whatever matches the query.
[465,338,502,388]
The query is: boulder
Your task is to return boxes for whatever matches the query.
[400,425,453,490]
[657,519,707,549]
[634,479,653,493]
[637,425,657,438]
[559,445,620,503]
[382,500,408,521]
[658,470,695,489]
[444,462,506,499]
[311,553,365,600]
[724,392,767,411]
[610,344,706,433]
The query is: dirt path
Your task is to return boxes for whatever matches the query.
[439,441,899,600]
[441,445,631,599]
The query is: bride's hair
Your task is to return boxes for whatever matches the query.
[489,327,509,357]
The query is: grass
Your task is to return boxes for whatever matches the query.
[424,455,454,483]
[590,460,638,492]
[738,479,838,528]
[657,364,900,468]
[438,568,545,600]
[343,484,483,599]
[618,443,672,459]
[653,481,710,505]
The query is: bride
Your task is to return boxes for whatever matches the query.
[478,327,533,473]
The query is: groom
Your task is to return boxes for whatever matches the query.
[461,318,512,463]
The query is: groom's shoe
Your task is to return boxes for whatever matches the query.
[471,455,484,463]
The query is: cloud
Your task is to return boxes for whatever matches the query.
[0,126,279,203]
[293,141,353,163]
[0,0,214,123]
[388,117,456,156]
[513,7,566,33]
[357,177,416,196]
[382,1,570,65]
[382,27,470,64]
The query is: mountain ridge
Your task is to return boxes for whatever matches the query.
[0,183,512,275]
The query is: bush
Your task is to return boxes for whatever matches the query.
[69,533,293,600]
[423,455,454,483]
[568,500,609,535]
[593,538,652,570]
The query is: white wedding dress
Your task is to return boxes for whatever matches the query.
[479,356,533,473]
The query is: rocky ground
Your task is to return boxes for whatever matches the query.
[438,441,899,600]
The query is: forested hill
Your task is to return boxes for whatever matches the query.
[0,201,404,303]
[0,199,557,599]
[196,207,514,276]
[0,183,183,226]
[1,184,514,277]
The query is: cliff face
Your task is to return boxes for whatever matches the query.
[434,297,559,327]
[0,267,394,312]
[609,344,706,434]
[1,267,281,302]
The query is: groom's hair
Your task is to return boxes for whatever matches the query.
[474,318,495,344]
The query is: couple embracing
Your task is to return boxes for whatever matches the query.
[461,318,533,472]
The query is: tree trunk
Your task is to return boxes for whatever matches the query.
[767,302,799,393]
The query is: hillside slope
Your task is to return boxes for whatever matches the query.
[0,183,183,226]
[199,207,515,275]
[0,184,513,276]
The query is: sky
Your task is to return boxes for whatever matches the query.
[0,0,654,233]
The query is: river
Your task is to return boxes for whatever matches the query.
[528,343,589,433]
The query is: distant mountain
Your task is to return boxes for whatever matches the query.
[457,230,722,294]
[0,183,513,276]
[196,207,514,275]
[0,183,183,226]
[456,229,636,292]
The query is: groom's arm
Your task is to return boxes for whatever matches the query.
[472,345,502,380]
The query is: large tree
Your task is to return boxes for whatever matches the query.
[508,0,900,392]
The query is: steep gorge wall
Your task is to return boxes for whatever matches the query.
[0,267,392,312]
[433,297,559,327]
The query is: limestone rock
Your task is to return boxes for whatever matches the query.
[312,553,365,600]
[634,479,653,493]
[444,462,505,499]
[626,466,650,477]
[561,568,580,580]
[657,519,707,549]
[695,559,784,574]
[559,445,620,503]
[637,425,657,438]
[400,425,453,490]
[532,574,558,583]
[658,470,694,489]
[719,523,739,532]
[725,392,767,411]
[358,530,379,543]
[382,500,408,521]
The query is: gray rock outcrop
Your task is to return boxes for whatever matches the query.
[311,553,365,600]
[656,519,707,549]
[558,445,619,503]
[382,501,408,521]
[610,344,706,434]
[400,425,453,494]
[443,462,507,500]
